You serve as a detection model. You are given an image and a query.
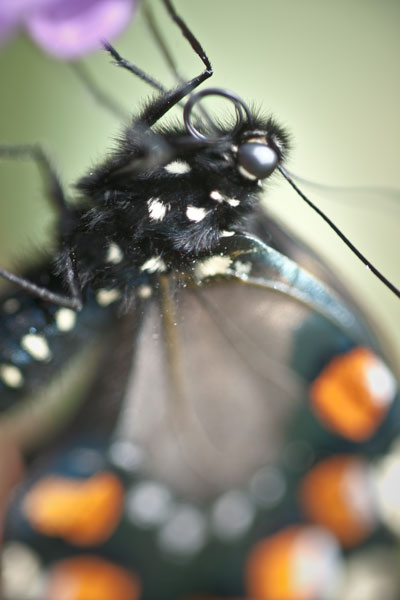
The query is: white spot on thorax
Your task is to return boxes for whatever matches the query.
[0,364,24,388]
[186,206,208,222]
[21,334,51,362]
[147,197,168,222]
[55,308,77,332]
[238,164,258,181]
[140,256,167,273]
[220,230,235,237]
[164,160,191,174]
[195,255,232,280]
[271,135,285,154]
[96,288,121,306]
[246,134,267,143]
[2,298,20,314]
[210,190,224,202]
[209,190,240,207]
[106,242,123,264]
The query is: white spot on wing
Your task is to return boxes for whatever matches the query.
[374,440,400,535]
[164,160,191,174]
[234,260,252,277]
[55,308,77,332]
[140,256,167,273]
[0,364,24,388]
[291,528,342,596]
[158,504,206,557]
[211,490,254,540]
[137,284,153,299]
[227,197,240,207]
[126,481,172,527]
[96,288,121,306]
[2,298,20,314]
[186,206,208,222]
[106,242,123,264]
[195,255,232,280]
[21,334,51,362]
[147,197,168,222]
[250,466,286,508]
[364,359,396,406]
[109,440,144,472]
[342,461,376,527]
[1,542,42,599]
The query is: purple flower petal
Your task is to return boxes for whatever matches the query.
[0,1,54,45]
[0,0,52,21]
[25,0,135,59]
[0,5,24,44]
[0,12,18,45]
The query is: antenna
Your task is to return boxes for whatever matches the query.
[279,165,400,299]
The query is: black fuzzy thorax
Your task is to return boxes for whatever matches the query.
[64,114,289,294]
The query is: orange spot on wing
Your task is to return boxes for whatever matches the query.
[246,527,298,600]
[299,455,376,547]
[45,556,140,600]
[23,471,124,545]
[246,526,341,600]
[310,347,395,441]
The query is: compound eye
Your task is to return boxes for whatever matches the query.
[237,142,279,179]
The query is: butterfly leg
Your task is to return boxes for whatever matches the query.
[70,62,129,121]
[143,2,184,85]
[71,1,186,120]
[0,144,83,309]
[0,144,67,214]
[105,0,213,128]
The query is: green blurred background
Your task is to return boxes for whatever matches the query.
[0,0,399,367]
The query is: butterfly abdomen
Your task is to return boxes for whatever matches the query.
[0,268,118,447]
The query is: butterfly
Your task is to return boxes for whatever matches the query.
[0,2,399,600]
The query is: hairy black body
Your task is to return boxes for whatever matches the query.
[67,115,289,298]
[0,0,397,311]
[0,0,292,420]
